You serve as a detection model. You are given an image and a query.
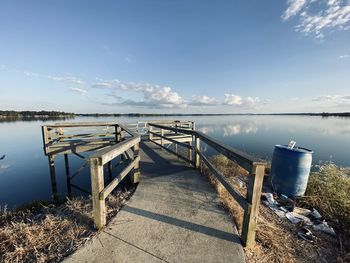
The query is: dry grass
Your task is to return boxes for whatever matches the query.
[297,164,350,261]
[0,186,134,263]
[200,154,343,263]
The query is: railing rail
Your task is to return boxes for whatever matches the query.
[89,124,141,229]
[147,122,266,248]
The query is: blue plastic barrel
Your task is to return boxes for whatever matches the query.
[270,145,313,197]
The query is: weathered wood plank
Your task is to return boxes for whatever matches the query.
[48,122,117,128]
[241,164,265,247]
[195,136,200,169]
[90,157,106,229]
[99,156,140,200]
[132,143,140,183]
[196,131,260,171]
[150,138,194,165]
[89,136,141,165]
[198,150,248,210]
[148,131,192,149]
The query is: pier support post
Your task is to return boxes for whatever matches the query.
[195,137,200,169]
[48,155,59,202]
[64,154,72,196]
[241,164,265,247]
[160,129,164,148]
[188,142,192,162]
[131,143,140,184]
[108,161,113,182]
[90,157,106,229]
[149,125,153,141]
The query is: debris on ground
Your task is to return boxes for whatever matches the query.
[261,191,337,238]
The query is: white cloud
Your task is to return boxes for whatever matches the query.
[282,0,308,21]
[47,74,85,85]
[92,79,186,108]
[191,95,219,106]
[312,95,350,107]
[340,54,349,58]
[282,0,350,39]
[224,94,242,105]
[312,95,340,101]
[0,64,6,70]
[23,71,39,77]
[224,94,260,109]
[70,87,87,95]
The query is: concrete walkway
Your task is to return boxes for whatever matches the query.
[65,141,245,263]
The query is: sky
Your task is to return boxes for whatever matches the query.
[0,0,349,114]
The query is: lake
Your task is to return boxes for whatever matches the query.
[0,115,349,208]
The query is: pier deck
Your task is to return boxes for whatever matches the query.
[65,140,245,263]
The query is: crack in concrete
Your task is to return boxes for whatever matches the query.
[103,230,172,263]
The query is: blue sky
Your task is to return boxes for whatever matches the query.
[0,0,349,113]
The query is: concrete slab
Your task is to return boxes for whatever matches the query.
[65,141,245,263]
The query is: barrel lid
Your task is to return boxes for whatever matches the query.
[275,144,313,154]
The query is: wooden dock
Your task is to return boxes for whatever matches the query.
[42,120,266,262]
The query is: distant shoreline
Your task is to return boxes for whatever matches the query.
[0,110,349,118]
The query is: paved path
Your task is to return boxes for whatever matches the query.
[65,141,245,263]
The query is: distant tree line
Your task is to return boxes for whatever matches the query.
[1,110,349,118]
[0,110,75,117]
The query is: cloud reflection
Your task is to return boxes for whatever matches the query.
[222,122,258,136]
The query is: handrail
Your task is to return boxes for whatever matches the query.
[147,122,266,248]
[89,124,141,229]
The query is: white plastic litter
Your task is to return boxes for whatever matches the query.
[262,193,278,206]
[313,221,336,236]
[285,212,312,225]
[311,208,322,219]
[288,141,296,149]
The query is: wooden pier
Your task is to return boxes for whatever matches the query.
[42,120,266,257]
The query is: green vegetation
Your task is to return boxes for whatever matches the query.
[0,110,75,118]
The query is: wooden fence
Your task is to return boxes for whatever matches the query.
[147,122,266,248]
[89,124,141,229]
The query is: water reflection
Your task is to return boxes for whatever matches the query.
[222,122,258,136]
[0,115,349,208]
[0,163,12,174]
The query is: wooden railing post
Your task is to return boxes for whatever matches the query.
[160,128,164,147]
[241,164,265,247]
[41,126,50,155]
[188,142,193,162]
[132,143,140,183]
[48,155,59,202]
[195,136,201,169]
[149,125,153,141]
[90,157,106,229]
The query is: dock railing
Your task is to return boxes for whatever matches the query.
[147,122,266,248]
[89,124,141,229]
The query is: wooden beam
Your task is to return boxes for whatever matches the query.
[90,157,106,229]
[48,155,59,202]
[151,139,194,165]
[132,143,140,184]
[195,136,200,169]
[148,131,192,149]
[198,150,248,210]
[99,156,140,200]
[64,154,72,196]
[241,164,265,247]
[89,136,141,165]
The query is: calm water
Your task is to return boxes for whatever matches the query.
[0,115,349,208]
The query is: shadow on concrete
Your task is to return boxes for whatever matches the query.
[123,205,241,244]
[140,141,191,177]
